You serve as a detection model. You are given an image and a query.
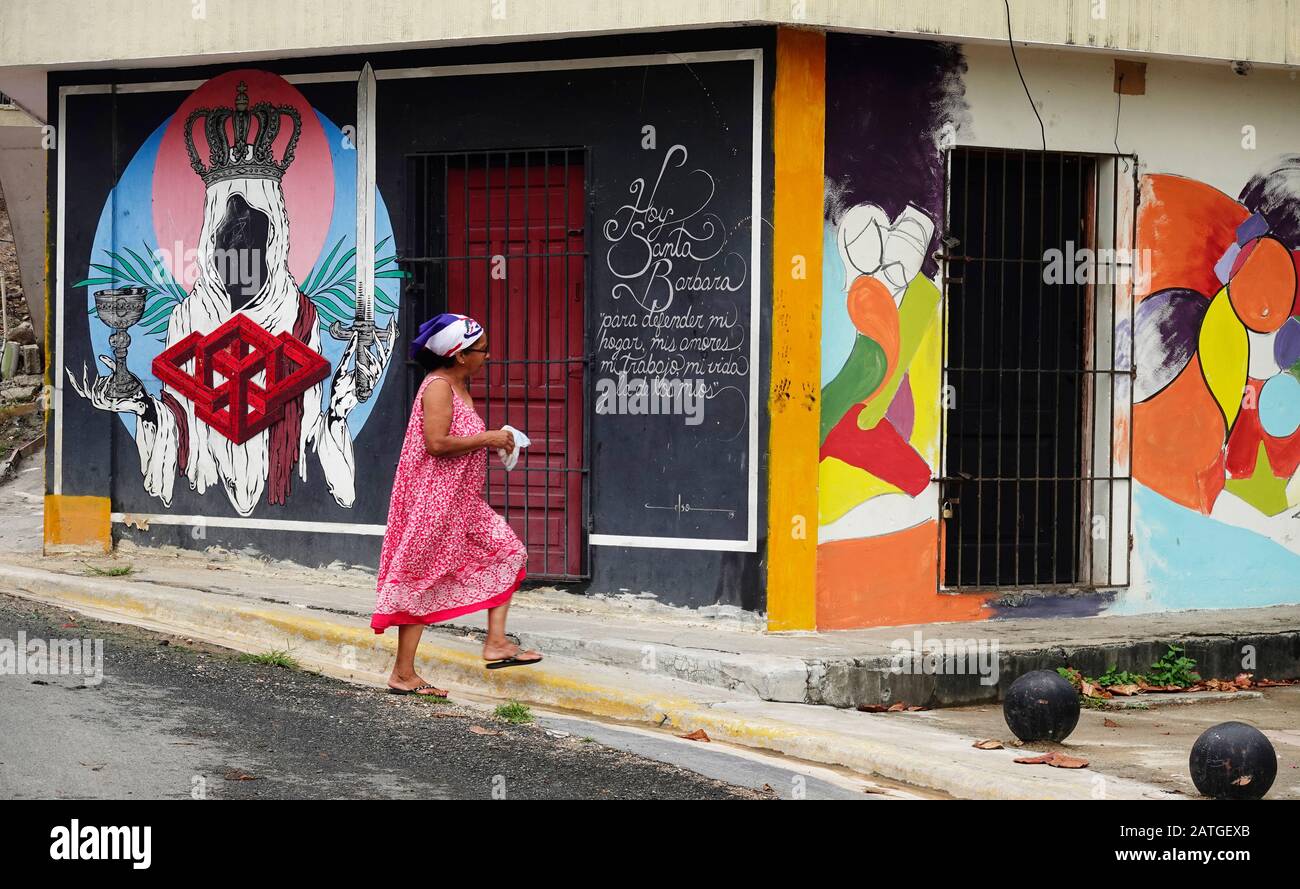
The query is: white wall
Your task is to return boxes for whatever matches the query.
[959,42,1300,197]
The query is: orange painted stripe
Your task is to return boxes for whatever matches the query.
[767,27,825,632]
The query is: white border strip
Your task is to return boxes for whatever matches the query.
[54,90,65,493]
[588,533,755,552]
[59,48,764,553]
[111,512,386,535]
[377,48,760,80]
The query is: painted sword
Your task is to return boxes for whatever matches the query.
[329,61,390,402]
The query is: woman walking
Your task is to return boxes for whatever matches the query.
[372,312,542,697]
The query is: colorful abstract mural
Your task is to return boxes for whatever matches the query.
[815,35,986,628]
[68,69,400,517]
[1129,161,1300,595]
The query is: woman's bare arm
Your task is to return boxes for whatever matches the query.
[421,380,513,457]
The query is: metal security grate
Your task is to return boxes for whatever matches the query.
[402,149,590,580]
[939,148,1134,591]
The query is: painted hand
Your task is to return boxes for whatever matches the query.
[66,356,151,417]
[327,316,397,421]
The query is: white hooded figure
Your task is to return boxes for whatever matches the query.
[71,81,394,516]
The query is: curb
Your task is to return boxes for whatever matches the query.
[0,562,1175,800]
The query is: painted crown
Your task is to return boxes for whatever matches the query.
[183,81,302,187]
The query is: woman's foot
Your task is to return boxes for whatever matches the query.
[482,640,542,664]
[387,672,448,696]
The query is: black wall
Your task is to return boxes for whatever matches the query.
[48,27,775,612]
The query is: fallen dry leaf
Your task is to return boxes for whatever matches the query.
[468,725,502,736]
[1108,684,1141,696]
[1234,672,1255,688]
[1014,752,1089,769]
[1047,754,1090,769]
[678,728,711,742]
[1081,681,1112,699]
[973,739,1004,750]
[857,704,889,713]
[1103,718,1120,728]
[907,705,926,712]
[887,702,907,712]
[223,769,258,781]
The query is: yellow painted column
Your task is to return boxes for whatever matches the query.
[766,27,825,631]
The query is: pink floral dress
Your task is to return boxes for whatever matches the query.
[371,374,527,633]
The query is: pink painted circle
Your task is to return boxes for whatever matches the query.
[152,69,333,291]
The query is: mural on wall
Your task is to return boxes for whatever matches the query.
[816,35,984,628]
[67,69,400,517]
[1126,159,1300,609]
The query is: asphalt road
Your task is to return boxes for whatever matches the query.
[0,592,772,800]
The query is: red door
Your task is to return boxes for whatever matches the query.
[445,155,585,578]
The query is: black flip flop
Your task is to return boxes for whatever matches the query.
[485,651,543,670]
[387,684,448,698]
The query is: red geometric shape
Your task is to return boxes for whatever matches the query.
[820,403,931,497]
[152,312,330,445]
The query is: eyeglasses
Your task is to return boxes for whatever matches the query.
[461,346,489,356]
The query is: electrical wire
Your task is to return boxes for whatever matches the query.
[1004,0,1047,152]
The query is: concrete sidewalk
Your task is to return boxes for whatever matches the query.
[2,541,1297,798]
[16,537,1299,710]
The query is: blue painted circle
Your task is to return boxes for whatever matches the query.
[1259,373,1300,438]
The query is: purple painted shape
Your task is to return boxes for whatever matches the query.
[1240,155,1300,251]
[1237,212,1270,245]
[885,373,915,440]
[824,34,967,281]
[1215,242,1241,284]
[1134,288,1210,403]
[1275,317,1300,370]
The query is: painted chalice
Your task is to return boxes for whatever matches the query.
[92,286,148,399]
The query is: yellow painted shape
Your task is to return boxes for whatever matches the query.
[857,275,941,429]
[819,456,901,525]
[908,307,942,469]
[1198,286,1249,432]
[767,27,826,632]
[44,495,111,553]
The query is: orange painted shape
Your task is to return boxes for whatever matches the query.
[846,275,899,402]
[1132,354,1226,513]
[44,495,111,553]
[816,521,991,629]
[1228,237,1296,333]
[1136,174,1247,303]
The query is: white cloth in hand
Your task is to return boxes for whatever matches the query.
[497,424,531,472]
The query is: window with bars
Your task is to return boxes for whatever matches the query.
[940,147,1135,591]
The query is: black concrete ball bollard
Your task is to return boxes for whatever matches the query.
[1189,721,1277,800]
[1003,670,1081,742]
